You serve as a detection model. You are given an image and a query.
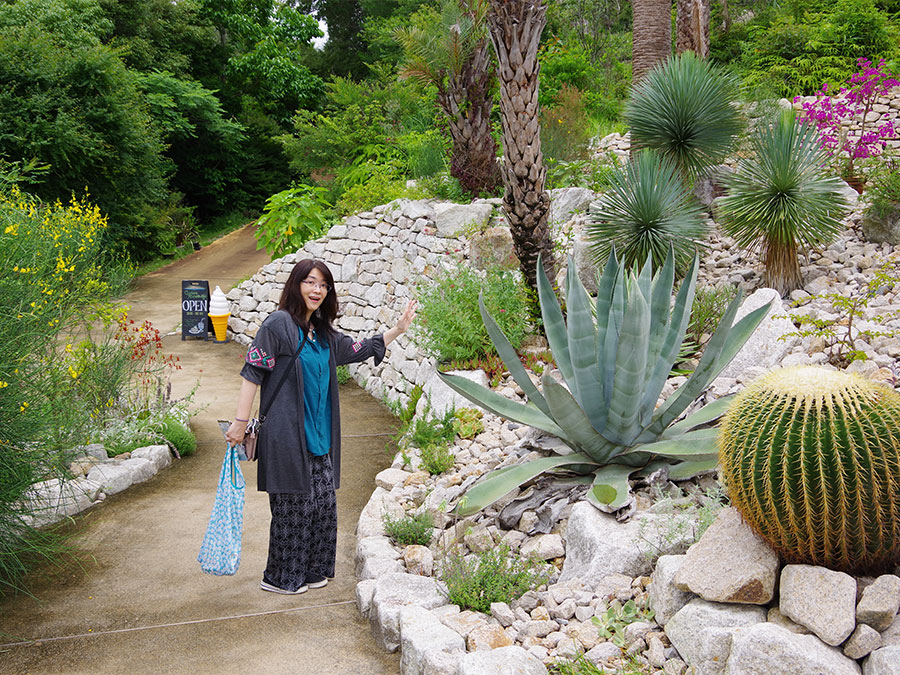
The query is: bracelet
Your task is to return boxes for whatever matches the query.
[234,417,249,422]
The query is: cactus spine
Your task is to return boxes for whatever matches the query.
[718,366,900,574]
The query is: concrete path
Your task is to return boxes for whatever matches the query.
[0,225,400,674]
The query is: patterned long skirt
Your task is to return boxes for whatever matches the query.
[263,454,337,592]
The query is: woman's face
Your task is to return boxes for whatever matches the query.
[300,266,329,317]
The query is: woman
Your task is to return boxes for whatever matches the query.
[225,259,415,595]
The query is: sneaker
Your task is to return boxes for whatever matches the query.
[306,574,328,589]
[260,580,308,595]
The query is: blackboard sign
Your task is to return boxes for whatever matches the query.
[182,280,210,340]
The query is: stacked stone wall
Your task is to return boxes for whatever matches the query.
[226,199,490,408]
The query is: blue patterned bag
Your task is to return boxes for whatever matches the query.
[198,443,245,575]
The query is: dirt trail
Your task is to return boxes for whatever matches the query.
[0,224,400,674]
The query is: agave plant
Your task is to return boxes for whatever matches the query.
[587,149,707,273]
[626,51,743,181]
[438,249,771,516]
[718,110,849,296]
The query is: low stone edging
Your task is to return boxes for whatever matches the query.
[24,443,175,529]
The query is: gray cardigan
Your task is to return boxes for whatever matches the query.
[240,310,385,494]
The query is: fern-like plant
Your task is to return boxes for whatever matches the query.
[587,150,707,273]
[626,51,743,181]
[718,366,900,574]
[717,111,849,296]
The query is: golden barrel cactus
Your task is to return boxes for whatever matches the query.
[719,366,900,574]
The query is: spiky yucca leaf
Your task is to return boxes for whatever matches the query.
[718,111,849,296]
[626,51,743,180]
[588,150,707,273]
[719,366,900,574]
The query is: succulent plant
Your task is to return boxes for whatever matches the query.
[718,366,900,574]
[438,249,771,516]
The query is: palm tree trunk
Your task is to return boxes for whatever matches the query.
[633,0,673,84]
[676,0,710,58]
[440,37,501,197]
[487,0,556,291]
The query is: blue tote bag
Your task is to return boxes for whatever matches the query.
[198,443,245,575]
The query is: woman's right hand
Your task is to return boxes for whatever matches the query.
[225,420,247,446]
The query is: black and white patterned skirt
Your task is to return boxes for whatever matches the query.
[263,454,337,591]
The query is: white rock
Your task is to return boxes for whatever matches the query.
[375,468,410,490]
[399,605,465,675]
[651,555,694,627]
[432,203,494,238]
[417,368,490,419]
[864,646,900,675]
[520,534,565,560]
[356,579,377,616]
[491,602,516,627]
[674,507,779,605]
[370,573,448,652]
[357,487,404,539]
[718,289,796,379]
[131,445,172,472]
[844,624,883,660]
[665,599,766,675]
[857,575,900,632]
[780,564,858,646]
[584,642,622,665]
[727,622,861,675]
[561,502,695,583]
[457,645,548,675]
[402,545,434,576]
[86,463,134,496]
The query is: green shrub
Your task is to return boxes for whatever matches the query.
[160,417,196,457]
[440,544,549,613]
[415,266,532,362]
[254,184,334,258]
[420,443,456,475]
[587,150,707,273]
[686,285,739,348]
[540,84,593,163]
[383,510,434,547]
[0,180,185,593]
[410,408,457,451]
[626,51,743,181]
[718,111,849,295]
[336,365,352,385]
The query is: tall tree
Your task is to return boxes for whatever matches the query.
[632,0,671,83]
[675,0,710,58]
[395,0,500,197]
[487,0,555,292]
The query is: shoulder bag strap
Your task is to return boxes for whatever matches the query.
[258,331,307,423]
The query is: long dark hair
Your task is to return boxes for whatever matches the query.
[279,259,338,337]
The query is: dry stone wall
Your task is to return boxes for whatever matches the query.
[226,198,501,409]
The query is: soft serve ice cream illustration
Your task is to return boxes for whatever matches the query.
[208,285,230,342]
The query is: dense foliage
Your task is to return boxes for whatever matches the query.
[0,0,895,261]
[0,176,189,593]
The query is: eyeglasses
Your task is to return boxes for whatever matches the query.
[301,279,331,292]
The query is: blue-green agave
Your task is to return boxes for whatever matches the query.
[438,249,771,516]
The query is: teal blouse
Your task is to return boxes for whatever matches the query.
[299,328,332,456]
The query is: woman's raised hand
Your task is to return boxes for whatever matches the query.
[397,298,417,333]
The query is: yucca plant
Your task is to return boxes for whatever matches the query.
[718,111,849,296]
[626,51,743,182]
[438,248,771,516]
[719,366,900,574]
[587,149,707,273]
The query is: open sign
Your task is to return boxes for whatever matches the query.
[182,280,210,340]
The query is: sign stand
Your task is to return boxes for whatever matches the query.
[182,280,210,340]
